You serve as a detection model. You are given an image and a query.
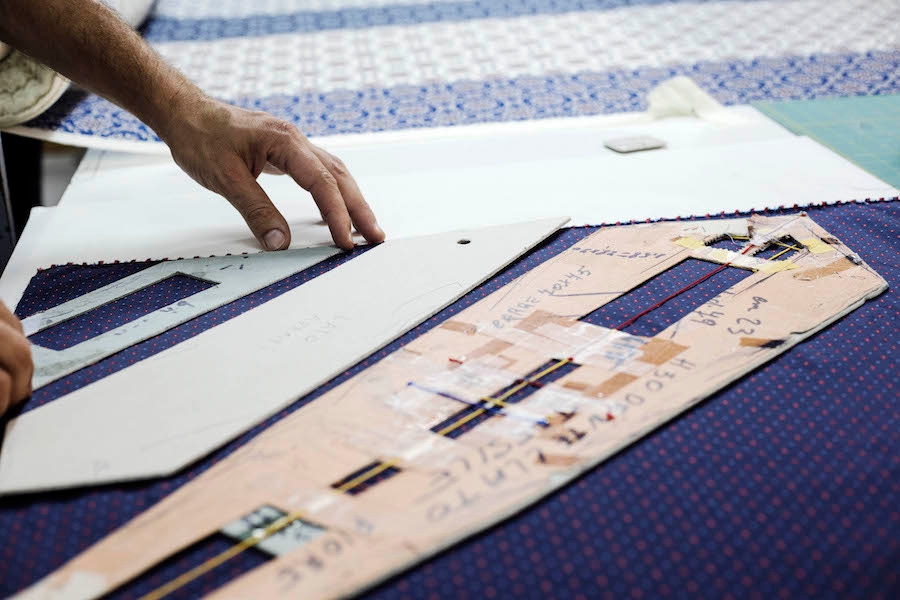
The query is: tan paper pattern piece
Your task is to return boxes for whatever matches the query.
[18,214,887,600]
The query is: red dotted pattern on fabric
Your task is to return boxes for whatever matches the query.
[28,274,215,351]
[0,201,897,598]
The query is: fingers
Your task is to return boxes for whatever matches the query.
[167,100,384,251]
[0,301,23,333]
[312,147,385,245]
[0,370,9,418]
[0,301,30,416]
[219,159,292,251]
[0,320,33,416]
[267,136,355,250]
[264,121,384,250]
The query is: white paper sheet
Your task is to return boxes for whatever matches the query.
[0,218,568,493]
[60,104,785,189]
[3,106,897,310]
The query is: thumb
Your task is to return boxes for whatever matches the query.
[220,163,291,251]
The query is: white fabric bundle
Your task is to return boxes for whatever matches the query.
[0,0,155,128]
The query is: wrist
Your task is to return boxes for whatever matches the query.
[142,77,212,145]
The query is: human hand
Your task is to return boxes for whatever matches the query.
[159,96,384,251]
[0,1,381,250]
[0,302,32,417]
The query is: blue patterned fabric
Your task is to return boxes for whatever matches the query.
[18,0,900,143]
[1,200,897,597]
[140,0,760,43]
[26,50,900,141]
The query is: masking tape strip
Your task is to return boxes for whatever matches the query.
[674,236,706,250]
[758,260,800,273]
[800,237,835,254]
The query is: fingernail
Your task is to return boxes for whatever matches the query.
[263,229,286,251]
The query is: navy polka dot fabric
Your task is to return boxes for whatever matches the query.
[1,201,897,598]
[27,273,215,351]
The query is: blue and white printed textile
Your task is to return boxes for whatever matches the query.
[19,0,900,143]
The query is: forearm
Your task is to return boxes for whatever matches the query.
[0,0,203,140]
[0,0,383,251]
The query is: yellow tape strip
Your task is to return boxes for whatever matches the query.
[708,248,731,262]
[674,236,705,250]
[800,237,835,254]
[758,260,799,273]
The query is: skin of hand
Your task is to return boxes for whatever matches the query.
[0,0,385,250]
[0,302,32,416]
[159,95,385,251]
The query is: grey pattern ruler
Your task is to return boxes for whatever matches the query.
[24,247,340,388]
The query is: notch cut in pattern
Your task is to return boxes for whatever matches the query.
[429,358,582,439]
[579,258,753,337]
[707,235,748,253]
[28,273,216,351]
[754,235,803,260]
[708,234,803,261]
[330,460,403,496]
